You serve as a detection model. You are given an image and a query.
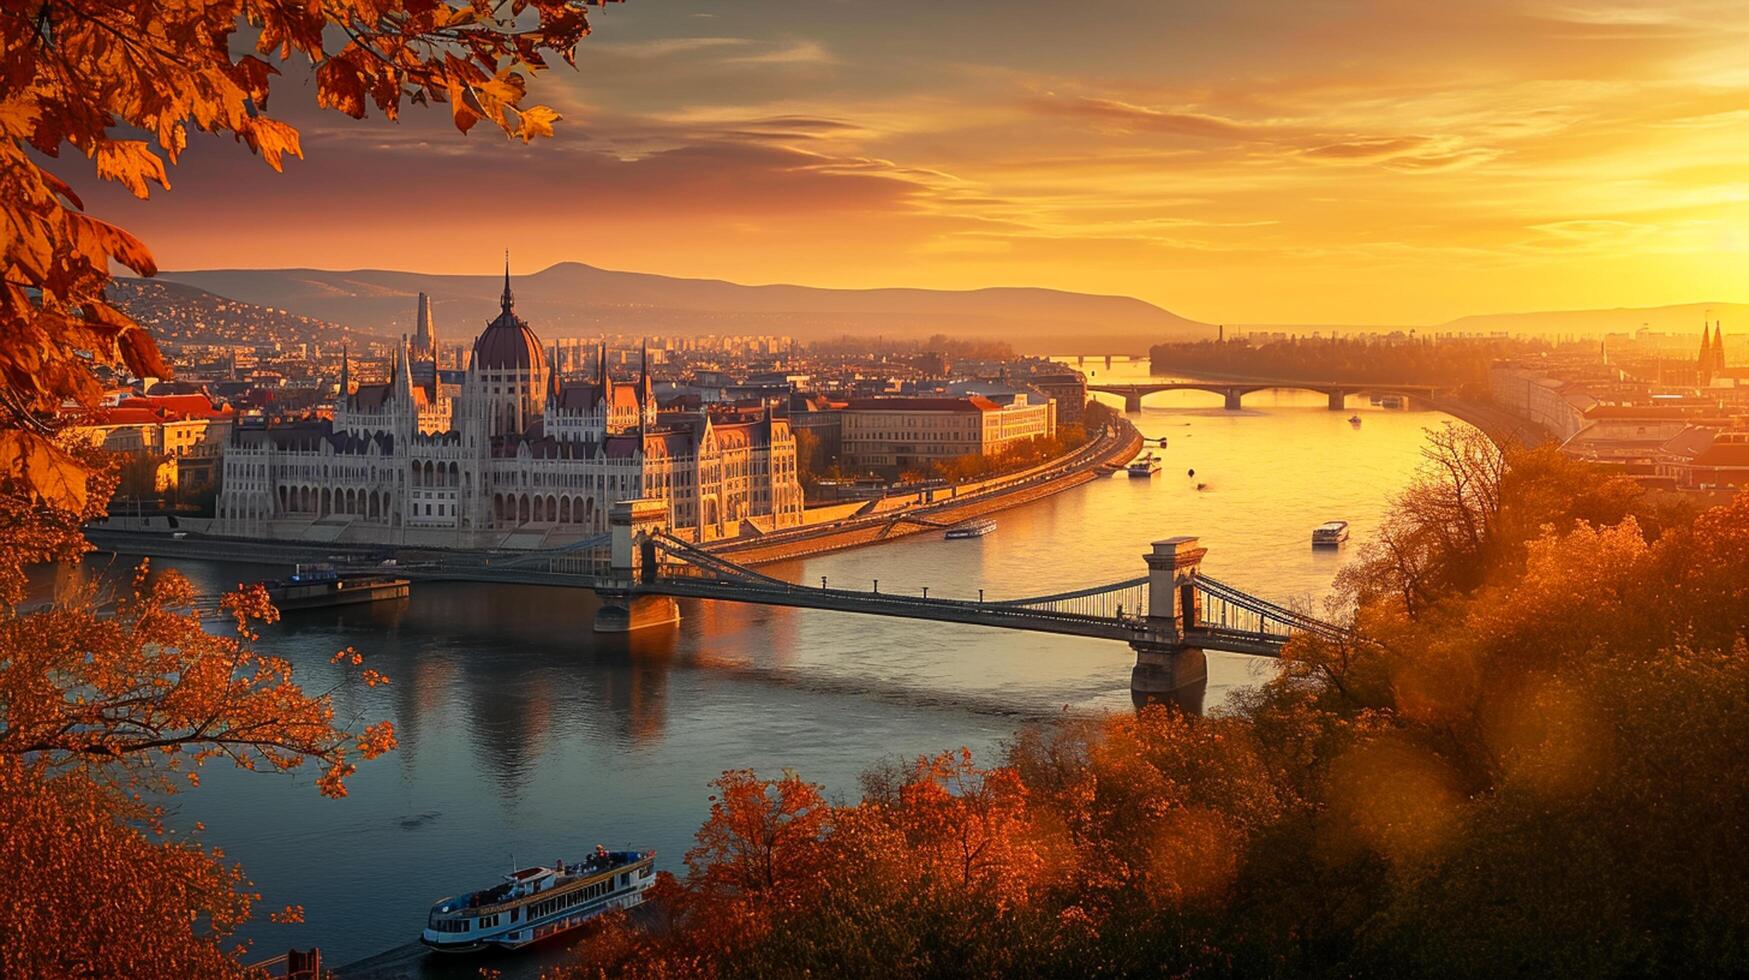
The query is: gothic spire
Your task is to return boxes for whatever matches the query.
[393,334,414,404]
[414,291,437,363]
[500,250,514,314]
[1715,322,1726,371]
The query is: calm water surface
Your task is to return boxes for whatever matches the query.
[35,359,1460,974]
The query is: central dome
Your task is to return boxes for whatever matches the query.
[471,265,548,372]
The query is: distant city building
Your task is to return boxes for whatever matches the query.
[410,292,439,386]
[838,395,1055,476]
[217,265,804,546]
[71,394,236,495]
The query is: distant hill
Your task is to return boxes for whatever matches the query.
[155,262,1210,348]
[1436,302,1748,337]
[107,278,356,347]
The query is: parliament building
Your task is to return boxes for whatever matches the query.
[216,268,804,548]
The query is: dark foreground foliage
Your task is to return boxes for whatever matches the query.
[558,428,1749,979]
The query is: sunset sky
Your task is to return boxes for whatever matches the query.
[66,0,1749,325]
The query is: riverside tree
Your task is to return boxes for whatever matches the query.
[0,0,616,973]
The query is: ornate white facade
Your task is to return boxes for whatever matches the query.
[216,268,804,547]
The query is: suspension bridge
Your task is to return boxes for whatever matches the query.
[588,507,1348,701]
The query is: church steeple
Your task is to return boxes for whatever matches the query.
[500,251,514,314]
[393,334,415,406]
[1714,322,1727,372]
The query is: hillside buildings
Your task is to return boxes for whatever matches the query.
[216,267,804,548]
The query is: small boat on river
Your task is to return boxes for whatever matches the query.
[1312,520,1351,547]
[421,846,656,953]
[1349,415,1363,427]
[1126,453,1162,477]
[945,518,997,539]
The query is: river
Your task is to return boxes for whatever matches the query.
[30,358,1459,975]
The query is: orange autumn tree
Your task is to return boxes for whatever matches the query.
[1,0,615,974]
[1,0,615,508]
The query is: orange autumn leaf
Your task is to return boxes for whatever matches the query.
[0,430,88,512]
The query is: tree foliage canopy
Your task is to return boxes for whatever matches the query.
[1,0,614,507]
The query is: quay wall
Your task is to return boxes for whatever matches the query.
[710,421,1143,565]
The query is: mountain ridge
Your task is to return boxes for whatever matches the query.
[155,262,1211,347]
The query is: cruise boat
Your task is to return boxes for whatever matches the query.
[1126,453,1162,477]
[945,518,997,539]
[1379,395,1405,410]
[1311,520,1351,547]
[421,847,656,953]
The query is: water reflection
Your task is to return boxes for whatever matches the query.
[18,363,1462,971]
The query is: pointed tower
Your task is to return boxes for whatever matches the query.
[548,341,562,405]
[413,293,436,358]
[393,335,415,403]
[1700,325,1715,384]
[640,338,652,433]
[1714,322,1727,373]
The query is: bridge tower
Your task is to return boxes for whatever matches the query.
[594,498,681,632]
[1132,536,1209,707]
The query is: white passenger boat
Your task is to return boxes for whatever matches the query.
[1379,395,1405,409]
[1312,520,1350,547]
[945,518,997,539]
[1126,453,1162,477]
[421,847,656,952]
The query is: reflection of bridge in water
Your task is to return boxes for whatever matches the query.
[1089,380,1442,412]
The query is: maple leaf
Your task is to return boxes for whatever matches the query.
[93,142,171,199]
[518,104,561,142]
[0,431,88,512]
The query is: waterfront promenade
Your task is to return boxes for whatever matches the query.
[84,418,1144,569]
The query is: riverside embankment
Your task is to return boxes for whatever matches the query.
[83,420,1144,570]
[708,419,1143,565]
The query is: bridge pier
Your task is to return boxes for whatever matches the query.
[593,591,680,632]
[1223,390,1243,411]
[1133,535,1211,707]
[1129,642,1207,711]
[1124,392,1144,413]
[1327,390,1346,410]
[594,498,680,632]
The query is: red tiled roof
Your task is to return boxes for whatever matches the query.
[1691,444,1749,468]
